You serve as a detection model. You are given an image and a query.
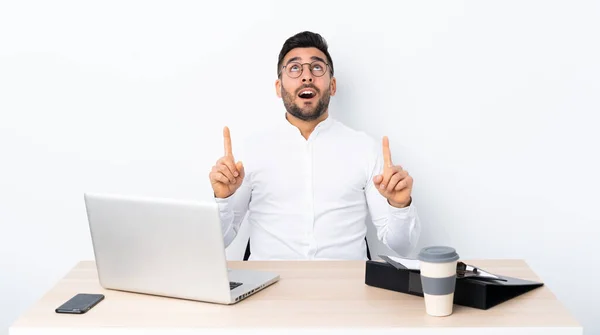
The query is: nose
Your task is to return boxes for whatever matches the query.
[301,64,313,83]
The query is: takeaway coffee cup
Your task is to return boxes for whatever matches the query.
[417,246,460,317]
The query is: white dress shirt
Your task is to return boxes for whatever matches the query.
[215,114,421,260]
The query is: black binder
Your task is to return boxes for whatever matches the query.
[364,260,544,310]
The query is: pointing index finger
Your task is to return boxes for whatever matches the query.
[383,136,392,168]
[223,126,233,157]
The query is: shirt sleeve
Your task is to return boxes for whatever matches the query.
[214,174,252,248]
[365,143,422,257]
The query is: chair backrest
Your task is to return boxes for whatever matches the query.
[243,238,372,261]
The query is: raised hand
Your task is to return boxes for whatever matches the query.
[372,136,413,208]
[209,126,245,199]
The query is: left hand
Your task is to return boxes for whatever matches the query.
[373,136,413,208]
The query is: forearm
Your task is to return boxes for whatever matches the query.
[214,184,251,247]
[380,203,421,257]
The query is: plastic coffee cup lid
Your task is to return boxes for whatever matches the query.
[418,246,459,263]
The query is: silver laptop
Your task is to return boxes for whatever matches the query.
[83,192,279,304]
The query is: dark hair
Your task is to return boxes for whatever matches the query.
[277,31,334,77]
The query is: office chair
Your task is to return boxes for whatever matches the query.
[243,238,372,261]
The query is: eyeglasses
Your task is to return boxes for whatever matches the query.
[280,60,329,78]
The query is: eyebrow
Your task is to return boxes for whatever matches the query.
[311,56,326,63]
[285,55,327,66]
[285,57,301,66]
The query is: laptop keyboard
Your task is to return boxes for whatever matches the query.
[230,281,242,290]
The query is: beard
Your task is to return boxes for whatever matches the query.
[281,84,331,121]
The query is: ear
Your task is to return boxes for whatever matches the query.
[329,76,337,96]
[275,78,282,98]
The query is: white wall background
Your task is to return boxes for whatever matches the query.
[1,0,598,333]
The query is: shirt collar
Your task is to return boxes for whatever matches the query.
[282,113,335,139]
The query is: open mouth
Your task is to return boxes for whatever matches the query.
[298,89,317,100]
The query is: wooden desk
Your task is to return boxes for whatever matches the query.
[10,260,581,334]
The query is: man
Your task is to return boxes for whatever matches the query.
[209,31,421,260]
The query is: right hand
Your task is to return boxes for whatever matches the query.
[209,126,245,199]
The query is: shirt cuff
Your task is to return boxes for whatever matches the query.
[214,195,233,212]
[388,200,416,218]
[214,196,237,246]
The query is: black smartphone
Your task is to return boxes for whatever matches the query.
[55,293,105,314]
